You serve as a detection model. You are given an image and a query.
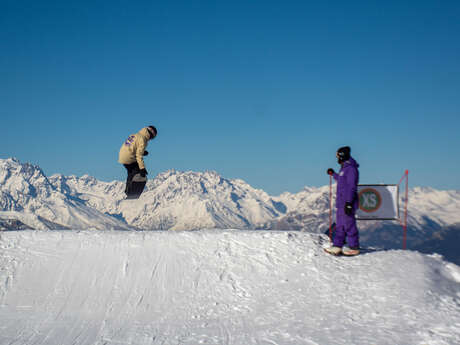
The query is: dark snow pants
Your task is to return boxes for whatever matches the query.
[333,208,360,248]
[123,162,140,195]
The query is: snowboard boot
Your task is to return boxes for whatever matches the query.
[324,246,342,256]
[342,247,360,256]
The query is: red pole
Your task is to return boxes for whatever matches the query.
[403,170,409,249]
[329,175,333,241]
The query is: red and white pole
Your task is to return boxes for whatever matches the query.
[329,175,333,241]
[398,170,409,249]
[403,170,409,249]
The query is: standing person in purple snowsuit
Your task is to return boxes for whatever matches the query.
[325,146,360,256]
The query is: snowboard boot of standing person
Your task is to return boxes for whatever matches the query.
[324,246,342,256]
[342,247,360,256]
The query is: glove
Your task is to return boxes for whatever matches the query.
[139,169,148,177]
[143,150,149,156]
[344,202,353,216]
[327,168,335,176]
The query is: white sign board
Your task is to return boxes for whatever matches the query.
[356,185,399,220]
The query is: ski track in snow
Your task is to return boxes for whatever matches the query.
[0,230,459,345]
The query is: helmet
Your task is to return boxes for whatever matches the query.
[336,146,351,164]
[147,126,157,140]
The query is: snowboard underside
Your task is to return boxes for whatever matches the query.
[126,174,147,199]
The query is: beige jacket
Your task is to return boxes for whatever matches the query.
[118,127,151,169]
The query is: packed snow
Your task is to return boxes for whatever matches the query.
[1,230,460,345]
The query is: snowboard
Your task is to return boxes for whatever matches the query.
[126,173,147,199]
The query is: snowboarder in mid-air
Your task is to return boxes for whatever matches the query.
[325,146,360,256]
[118,126,157,199]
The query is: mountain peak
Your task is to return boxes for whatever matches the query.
[2,158,460,239]
[0,158,130,230]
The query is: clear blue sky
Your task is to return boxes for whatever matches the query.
[1,0,459,194]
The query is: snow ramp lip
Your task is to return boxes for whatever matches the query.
[1,230,459,345]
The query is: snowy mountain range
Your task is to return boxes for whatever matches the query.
[1,157,460,255]
[0,158,131,230]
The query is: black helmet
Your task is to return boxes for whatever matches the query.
[147,126,157,139]
[336,146,351,164]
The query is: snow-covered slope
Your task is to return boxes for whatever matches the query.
[407,186,460,227]
[414,223,460,265]
[266,186,332,232]
[0,210,70,230]
[0,158,130,230]
[1,230,459,345]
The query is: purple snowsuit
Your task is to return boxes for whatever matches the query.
[332,157,360,248]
